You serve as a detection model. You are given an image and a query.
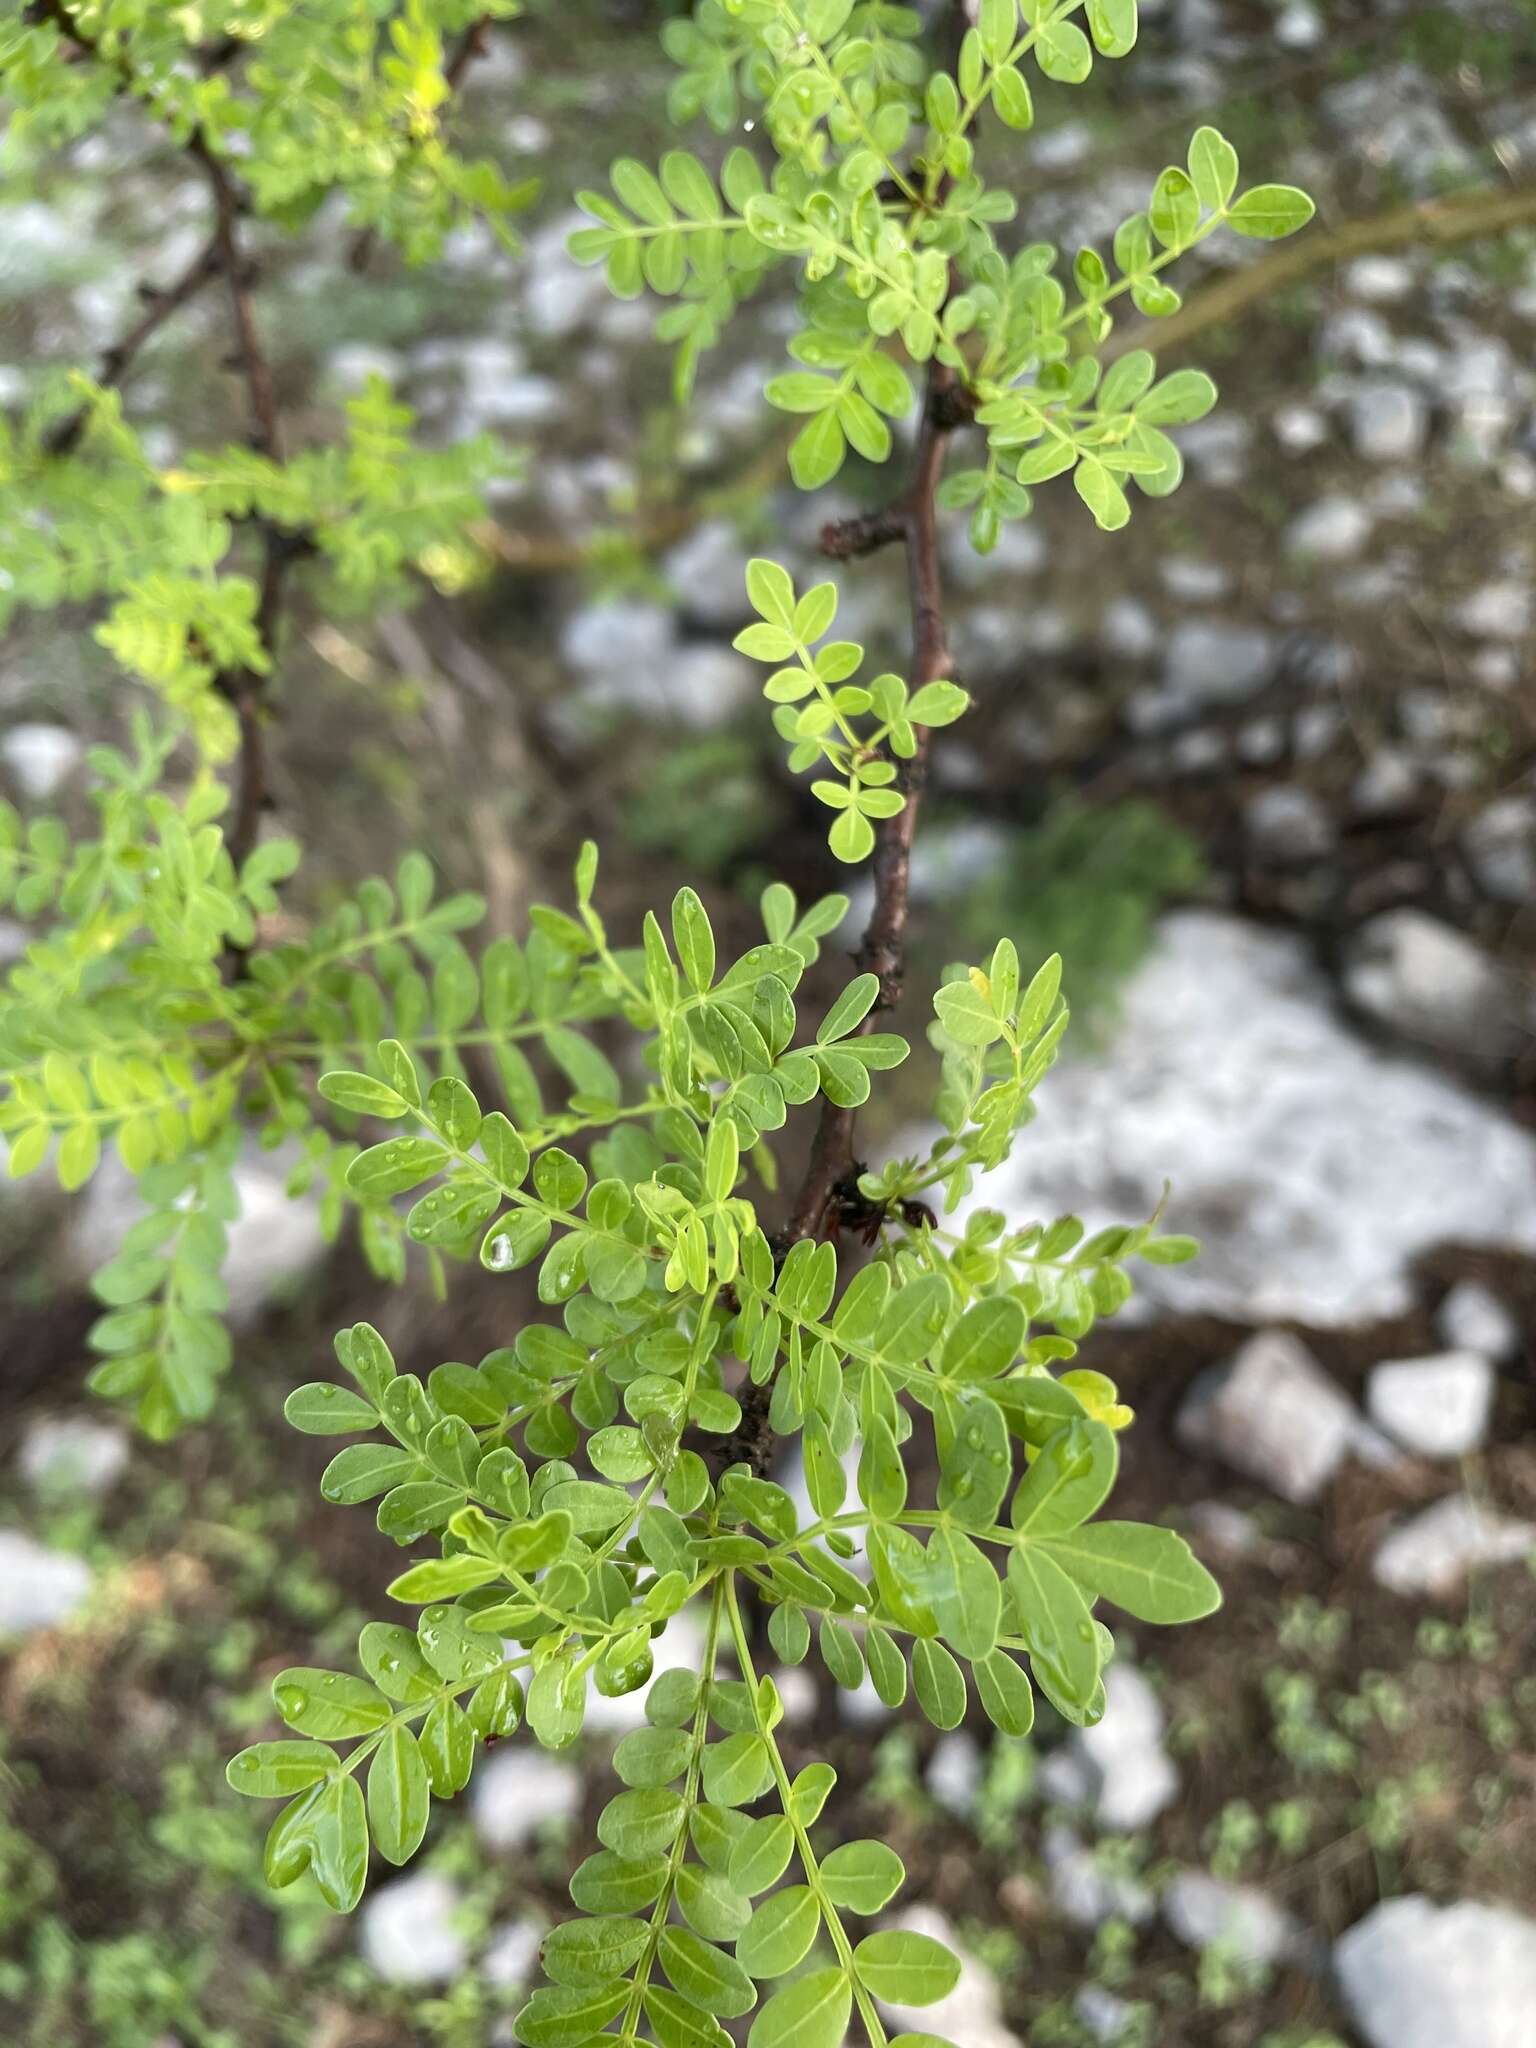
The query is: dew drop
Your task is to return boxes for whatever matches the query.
[274,1684,307,1720]
[486,1234,514,1271]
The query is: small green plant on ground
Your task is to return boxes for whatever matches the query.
[0,3,1315,2042]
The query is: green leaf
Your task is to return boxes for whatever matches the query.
[927,1524,1002,1661]
[933,977,1002,1046]
[728,1814,794,1897]
[387,1555,501,1602]
[992,63,1033,129]
[346,1137,447,1199]
[271,1669,393,1740]
[1227,184,1315,239]
[1044,1520,1221,1622]
[1007,1543,1101,1716]
[1009,1419,1118,1536]
[910,1638,967,1730]
[284,1383,379,1435]
[1137,369,1217,425]
[817,972,879,1045]
[1148,165,1199,249]
[599,1785,685,1860]
[367,1723,430,1865]
[828,805,876,863]
[541,1913,648,1987]
[942,1296,1024,1381]
[789,408,847,491]
[1086,0,1138,57]
[854,1928,962,2006]
[748,1967,851,2048]
[305,1774,370,1913]
[820,1838,905,1915]
[1035,18,1092,83]
[737,1884,821,1978]
[658,1926,755,2017]
[973,1649,1035,1736]
[318,1070,410,1119]
[226,1740,337,1799]
[978,0,1017,65]
[1074,459,1130,532]
[672,887,716,993]
[1187,124,1238,209]
[745,556,796,625]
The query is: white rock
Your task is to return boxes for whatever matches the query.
[1456,582,1532,641]
[1177,416,1251,487]
[960,912,1536,1325]
[1179,1332,1368,1504]
[18,1415,129,1499]
[0,1531,93,1635]
[1163,1869,1300,1966]
[663,519,750,629]
[1463,795,1536,904]
[1335,1895,1536,2048]
[1101,596,1159,660]
[471,1750,580,1851]
[1,723,80,800]
[1163,622,1275,703]
[359,1871,467,1986]
[876,1905,1022,2048]
[1160,557,1230,603]
[1372,1495,1535,1596]
[519,212,610,338]
[1437,1280,1520,1361]
[1344,909,1522,1059]
[1351,748,1419,819]
[1367,1351,1495,1458]
[1274,1,1322,49]
[1044,1826,1154,1928]
[1351,381,1428,463]
[1073,1666,1178,1833]
[926,1732,983,1816]
[1344,256,1415,304]
[1287,495,1373,562]
[1244,784,1333,862]
[1273,403,1329,453]
[481,1919,543,1989]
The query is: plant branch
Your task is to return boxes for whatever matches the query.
[349,12,496,273]
[44,236,224,455]
[782,359,958,1245]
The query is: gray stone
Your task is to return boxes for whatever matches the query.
[1,723,80,800]
[1351,748,1419,820]
[481,1919,542,1989]
[18,1415,129,1499]
[1344,256,1415,304]
[876,1905,1022,2048]
[1074,1985,1139,2043]
[1044,1826,1154,1928]
[926,1732,983,1816]
[0,1532,93,1635]
[1287,495,1373,562]
[1344,909,1523,1058]
[1274,1,1321,49]
[471,1750,580,1851]
[1160,557,1230,603]
[519,213,610,338]
[1320,307,1396,369]
[1373,1495,1535,1596]
[1164,621,1275,704]
[1466,784,1535,873]
[960,912,1536,1325]
[1456,582,1532,640]
[1335,1895,1536,2048]
[1244,784,1333,862]
[1367,1351,1495,1458]
[1163,1870,1301,1966]
[1101,596,1158,660]
[1179,1332,1367,1503]
[1071,1666,1178,1833]
[1351,381,1428,463]
[663,519,750,629]
[1437,1280,1520,1361]
[359,1872,467,1986]
[1273,403,1328,453]
[1177,416,1251,487]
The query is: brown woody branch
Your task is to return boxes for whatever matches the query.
[780,359,959,1246]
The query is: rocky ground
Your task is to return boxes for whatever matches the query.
[3,1,1536,2044]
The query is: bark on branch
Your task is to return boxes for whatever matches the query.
[781,360,958,1245]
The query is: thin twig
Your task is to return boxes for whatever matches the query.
[781,359,958,1245]
[44,237,225,455]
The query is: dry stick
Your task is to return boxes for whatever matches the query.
[781,357,959,1249]
[196,140,289,873]
[45,236,225,456]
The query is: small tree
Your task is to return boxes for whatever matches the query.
[2,4,1312,2042]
